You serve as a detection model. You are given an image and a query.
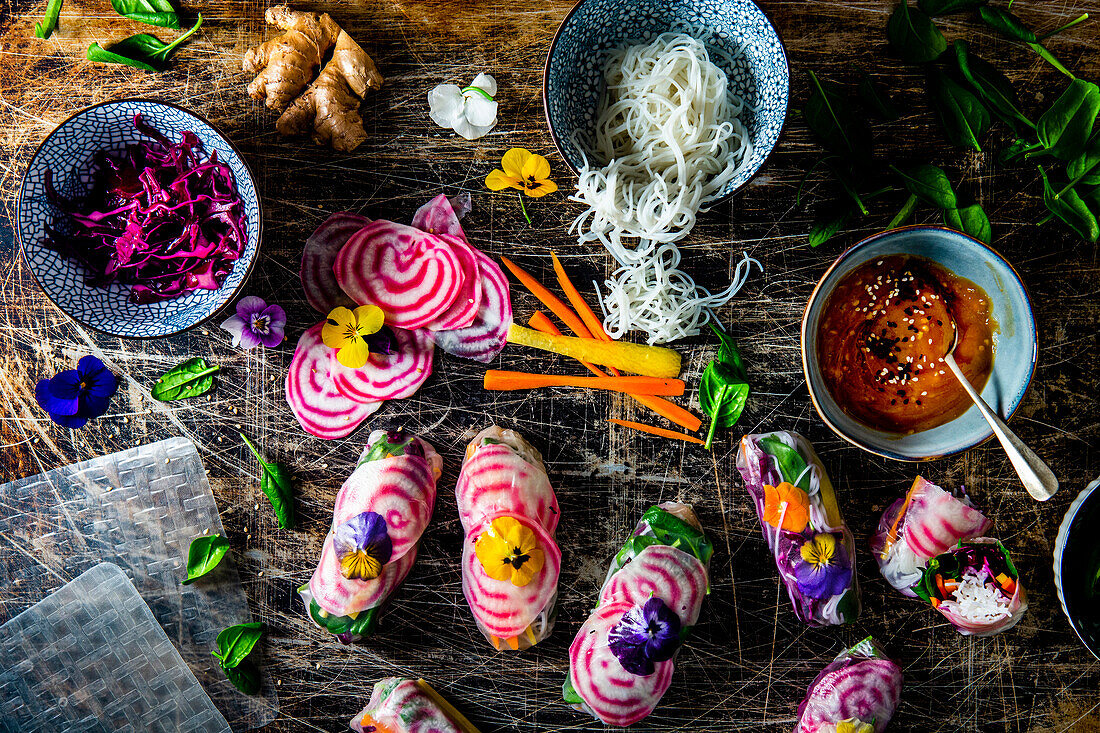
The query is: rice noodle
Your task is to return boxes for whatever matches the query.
[569,32,759,344]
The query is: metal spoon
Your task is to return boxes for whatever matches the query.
[943,321,1058,501]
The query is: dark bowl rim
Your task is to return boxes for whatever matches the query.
[15,97,263,341]
[1054,478,1100,660]
[800,224,1039,462]
[540,0,791,206]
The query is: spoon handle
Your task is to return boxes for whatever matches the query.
[943,355,1059,501]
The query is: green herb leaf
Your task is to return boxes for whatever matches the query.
[87,14,202,71]
[212,622,263,669]
[944,204,992,243]
[809,210,850,247]
[758,436,812,492]
[978,6,1038,43]
[708,323,747,380]
[954,40,1034,132]
[888,1,947,64]
[804,71,867,156]
[182,534,230,585]
[917,0,987,15]
[1039,167,1099,241]
[151,356,219,401]
[223,661,261,695]
[241,434,295,529]
[699,362,750,450]
[34,0,64,38]
[1036,79,1100,160]
[359,433,417,465]
[109,0,179,28]
[1067,143,1100,186]
[858,74,900,121]
[304,590,381,637]
[929,69,991,151]
[891,163,958,209]
[87,42,160,71]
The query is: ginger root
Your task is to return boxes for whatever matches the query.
[275,30,383,152]
[244,5,341,110]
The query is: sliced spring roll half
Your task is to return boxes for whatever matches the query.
[736,431,861,626]
[350,677,481,733]
[795,637,903,733]
[565,502,713,727]
[457,426,561,651]
[912,537,1028,636]
[301,430,442,643]
[871,476,992,596]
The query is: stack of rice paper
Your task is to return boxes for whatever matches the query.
[287,194,513,439]
[795,637,903,733]
[456,426,561,651]
[872,477,1027,636]
[565,502,713,727]
[735,431,861,626]
[300,430,441,643]
[350,677,481,733]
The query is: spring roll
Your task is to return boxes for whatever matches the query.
[456,426,561,651]
[300,430,442,643]
[565,502,713,727]
[736,431,861,626]
[871,476,992,596]
[350,677,481,733]
[795,637,903,733]
[912,537,1028,636]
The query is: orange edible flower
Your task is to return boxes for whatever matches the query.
[762,482,811,533]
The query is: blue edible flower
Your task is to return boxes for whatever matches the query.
[333,511,393,581]
[35,355,117,428]
[607,597,682,676]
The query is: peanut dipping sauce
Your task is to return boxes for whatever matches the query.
[816,255,998,434]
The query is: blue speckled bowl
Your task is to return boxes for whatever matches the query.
[543,0,789,199]
[802,227,1038,461]
[17,99,261,339]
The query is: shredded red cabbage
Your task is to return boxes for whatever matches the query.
[44,114,247,304]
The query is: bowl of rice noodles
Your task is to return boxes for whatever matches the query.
[542,0,788,344]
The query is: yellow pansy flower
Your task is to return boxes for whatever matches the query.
[322,305,384,369]
[474,516,545,587]
[836,720,875,733]
[800,532,837,567]
[485,148,558,198]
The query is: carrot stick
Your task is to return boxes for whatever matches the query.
[506,324,680,378]
[609,419,705,445]
[881,478,919,560]
[527,312,702,432]
[484,370,685,396]
[551,252,608,340]
[415,679,483,733]
[500,256,593,338]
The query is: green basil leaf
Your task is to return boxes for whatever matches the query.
[888,1,947,64]
[212,622,263,669]
[978,6,1038,43]
[152,357,219,401]
[223,661,261,695]
[109,0,179,28]
[944,204,992,243]
[954,40,1033,132]
[241,434,296,529]
[1040,168,1099,242]
[34,0,64,38]
[182,534,230,585]
[1037,79,1100,160]
[804,71,867,156]
[758,436,812,492]
[917,0,986,15]
[929,69,991,151]
[87,42,159,71]
[699,361,750,450]
[858,74,900,121]
[708,323,747,380]
[809,209,850,247]
[891,163,958,209]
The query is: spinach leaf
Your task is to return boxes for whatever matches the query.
[1040,168,1099,242]
[917,0,986,15]
[699,362,750,450]
[858,74,900,121]
[1037,79,1100,160]
[34,0,63,38]
[888,1,947,64]
[109,0,179,28]
[305,591,380,637]
[151,356,219,401]
[929,69,991,151]
[223,662,261,695]
[708,323,747,380]
[182,534,230,585]
[954,40,1034,132]
[87,43,159,72]
[758,436,812,492]
[213,622,263,669]
[241,434,295,529]
[809,210,850,247]
[1067,143,1100,186]
[944,204,992,243]
[87,14,202,71]
[804,71,867,156]
[978,6,1037,43]
[891,163,958,209]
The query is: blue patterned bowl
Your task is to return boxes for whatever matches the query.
[543,0,789,199]
[1054,476,1100,660]
[17,100,261,339]
[802,227,1037,461]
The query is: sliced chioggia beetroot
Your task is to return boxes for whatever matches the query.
[410,192,470,239]
[454,442,559,533]
[301,212,370,314]
[331,326,434,403]
[429,250,512,363]
[422,234,482,330]
[285,323,380,439]
[308,540,418,618]
[598,544,708,627]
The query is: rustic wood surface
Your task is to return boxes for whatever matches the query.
[1,0,1099,731]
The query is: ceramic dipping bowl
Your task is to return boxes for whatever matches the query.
[1054,476,1100,660]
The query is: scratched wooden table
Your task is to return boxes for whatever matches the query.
[2,0,1099,731]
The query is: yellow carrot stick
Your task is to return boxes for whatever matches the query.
[415,679,483,733]
[506,323,681,378]
[484,370,684,396]
[500,256,593,338]
[608,419,706,445]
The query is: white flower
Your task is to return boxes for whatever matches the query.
[428,73,498,141]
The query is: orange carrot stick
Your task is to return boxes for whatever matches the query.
[500,256,593,338]
[551,252,608,341]
[527,311,703,432]
[608,419,706,445]
[882,479,919,559]
[484,371,685,396]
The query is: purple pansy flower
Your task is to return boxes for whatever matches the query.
[220,296,286,349]
[793,532,853,599]
[35,355,118,429]
[607,597,682,676]
[333,511,393,581]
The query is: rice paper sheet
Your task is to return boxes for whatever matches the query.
[795,637,903,733]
